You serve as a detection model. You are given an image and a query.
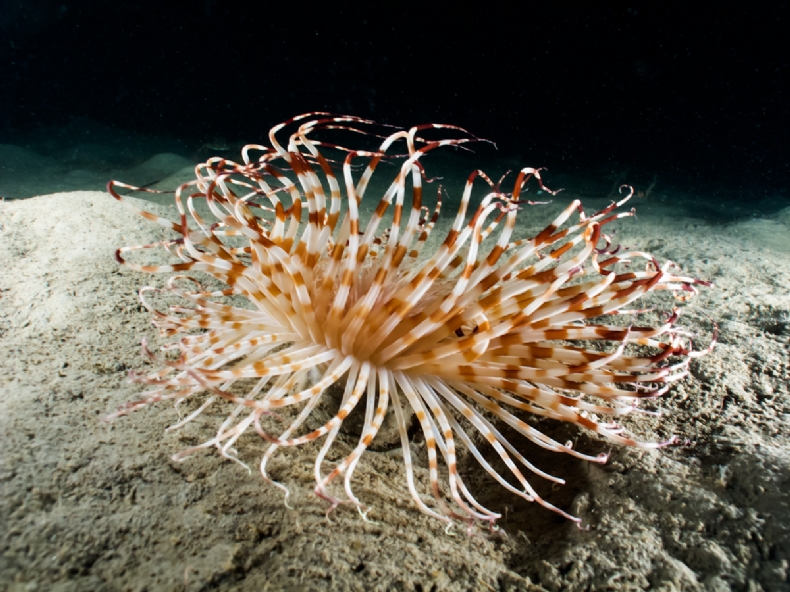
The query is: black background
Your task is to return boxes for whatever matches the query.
[1,0,787,201]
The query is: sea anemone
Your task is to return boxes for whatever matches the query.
[107,113,712,529]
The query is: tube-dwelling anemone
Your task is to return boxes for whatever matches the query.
[107,113,713,529]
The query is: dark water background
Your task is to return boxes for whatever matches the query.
[1,1,787,220]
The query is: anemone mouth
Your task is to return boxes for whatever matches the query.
[107,113,714,530]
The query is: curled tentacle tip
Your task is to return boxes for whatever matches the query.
[357,506,376,523]
[659,435,681,448]
[596,453,609,463]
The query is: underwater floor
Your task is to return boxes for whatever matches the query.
[1,119,789,591]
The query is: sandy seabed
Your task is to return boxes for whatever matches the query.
[1,182,789,591]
